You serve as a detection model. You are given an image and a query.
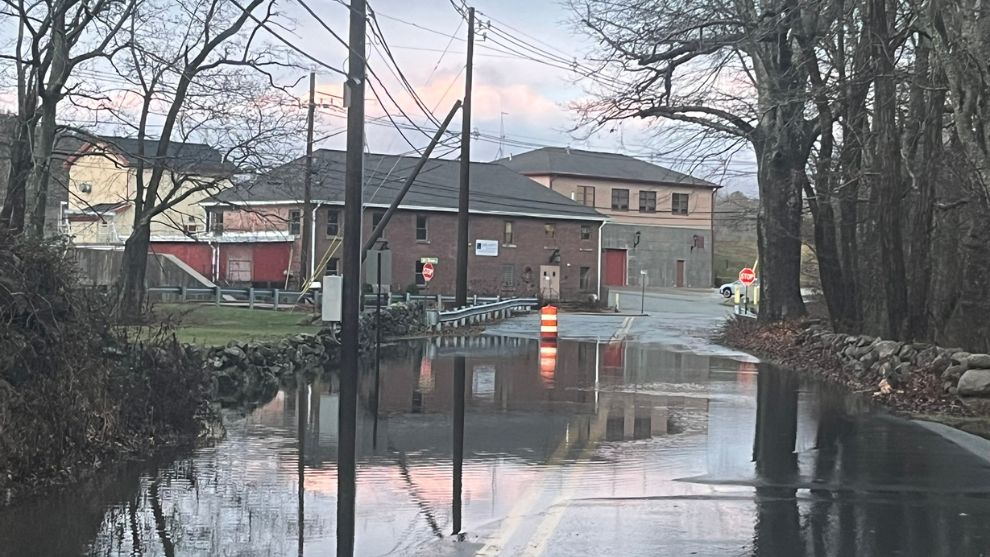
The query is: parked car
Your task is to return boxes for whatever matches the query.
[719,279,759,298]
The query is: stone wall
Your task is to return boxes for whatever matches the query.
[798,324,990,397]
[199,302,425,406]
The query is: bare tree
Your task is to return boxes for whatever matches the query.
[0,0,136,237]
[572,0,828,320]
[100,0,303,320]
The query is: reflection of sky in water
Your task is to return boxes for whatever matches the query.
[4,337,990,556]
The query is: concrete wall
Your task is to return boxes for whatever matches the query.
[603,223,712,288]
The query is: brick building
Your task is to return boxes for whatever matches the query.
[201,149,606,300]
[500,147,720,288]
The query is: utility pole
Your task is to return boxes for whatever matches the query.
[301,71,316,286]
[455,6,474,308]
[338,0,365,555]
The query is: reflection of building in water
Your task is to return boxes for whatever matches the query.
[241,338,726,468]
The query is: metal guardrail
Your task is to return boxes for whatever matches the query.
[148,286,515,312]
[432,297,539,329]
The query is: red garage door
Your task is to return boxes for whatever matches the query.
[603,249,627,286]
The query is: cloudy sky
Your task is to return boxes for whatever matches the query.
[0,0,758,191]
[283,0,757,191]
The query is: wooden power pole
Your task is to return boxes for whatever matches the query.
[338,0,365,554]
[455,6,474,307]
[301,71,316,285]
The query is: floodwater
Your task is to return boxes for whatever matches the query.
[4,336,990,556]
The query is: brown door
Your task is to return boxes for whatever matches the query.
[604,249,627,286]
[675,260,685,287]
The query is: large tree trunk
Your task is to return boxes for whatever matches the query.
[116,223,151,322]
[756,137,807,321]
[904,41,944,341]
[871,0,908,338]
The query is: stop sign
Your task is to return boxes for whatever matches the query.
[738,267,756,286]
[422,262,435,282]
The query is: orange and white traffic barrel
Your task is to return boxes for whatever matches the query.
[540,305,558,340]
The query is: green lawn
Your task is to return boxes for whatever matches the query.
[150,304,321,346]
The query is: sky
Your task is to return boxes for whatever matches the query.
[289,0,757,192]
[0,0,759,193]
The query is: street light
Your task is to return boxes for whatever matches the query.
[640,269,647,315]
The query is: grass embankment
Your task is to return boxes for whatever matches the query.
[153,304,321,346]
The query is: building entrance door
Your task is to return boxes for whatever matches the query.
[675,259,686,287]
[540,265,560,300]
[603,249,627,286]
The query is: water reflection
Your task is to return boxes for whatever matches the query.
[5,337,990,555]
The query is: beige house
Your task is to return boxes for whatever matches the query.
[64,137,231,244]
[500,147,720,288]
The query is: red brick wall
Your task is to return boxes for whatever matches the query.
[216,204,601,299]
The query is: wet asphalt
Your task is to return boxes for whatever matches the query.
[3,289,990,556]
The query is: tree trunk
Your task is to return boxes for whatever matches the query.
[904,42,944,341]
[871,0,908,338]
[116,223,151,322]
[756,137,807,321]
[26,106,58,239]
[0,120,33,235]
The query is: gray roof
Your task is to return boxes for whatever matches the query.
[497,147,718,188]
[209,149,605,220]
[74,135,231,174]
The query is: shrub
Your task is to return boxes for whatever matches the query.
[0,233,212,493]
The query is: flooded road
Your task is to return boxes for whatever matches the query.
[4,335,990,556]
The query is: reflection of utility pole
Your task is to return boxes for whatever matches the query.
[338,0,365,555]
[455,6,475,307]
[301,71,315,285]
[452,355,466,536]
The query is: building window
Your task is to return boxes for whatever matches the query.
[501,264,515,288]
[611,188,629,210]
[580,224,591,241]
[639,191,657,213]
[503,220,514,245]
[289,209,301,235]
[184,214,199,234]
[575,185,596,207]
[672,193,690,215]
[210,210,224,234]
[415,261,426,286]
[693,234,705,249]
[325,257,339,275]
[579,266,592,291]
[326,209,340,237]
[544,223,556,238]
[416,214,428,241]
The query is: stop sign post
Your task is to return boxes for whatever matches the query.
[422,262,435,282]
[738,267,756,314]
